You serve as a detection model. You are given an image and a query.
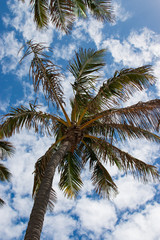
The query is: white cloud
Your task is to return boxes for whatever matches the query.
[113,0,132,23]
[43,214,76,240]
[0,99,10,112]
[102,28,160,98]
[73,196,117,235]
[105,203,160,240]
[114,175,155,210]
[0,205,26,240]
[72,17,104,48]
[102,28,160,67]
[0,31,22,73]
[53,43,77,61]
[4,0,54,45]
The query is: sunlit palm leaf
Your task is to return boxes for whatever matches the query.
[69,48,106,104]
[96,65,155,108]
[30,0,49,28]
[50,0,75,33]
[91,161,118,198]
[59,151,83,198]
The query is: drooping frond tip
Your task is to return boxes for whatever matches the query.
[19,41,65,109]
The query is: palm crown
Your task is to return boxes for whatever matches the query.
[1,41,160,239]
[20,0,114,32]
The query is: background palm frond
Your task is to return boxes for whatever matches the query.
[85,0,114,22]
[0,140,15,159]
[0,103,56,137]
[50,0,75,33]
[72,0,87,18]
[30,0,49,28]
[0,163,12,182]
[0,198,5,207]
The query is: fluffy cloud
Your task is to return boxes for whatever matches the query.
[105,203,160,240]
[102,28,160,66]
[3,0,55,45]
[73,197,117,235]
[113,0,132,23]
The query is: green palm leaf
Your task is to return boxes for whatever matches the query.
[0,103,60,138]
[85,0,114,22]
[30,0,49,28]
[91,161,118,198]
[21,0,114,30]
[88,137,160,182]
[87,121,160,143]
[59,151,83,198]
[73,0,87,17]
[82,99,160,132]
[96,65,155,108]
[69,48,106,102]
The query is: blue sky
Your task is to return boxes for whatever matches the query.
[0,0,160,239]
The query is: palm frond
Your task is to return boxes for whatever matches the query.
[0,140,15,159]
[50,0,75,33]
[73,0,87,18]
[20,41,64,109]
[0,198,5,207]
[91,161,118,198]
[87,137,160,182]
[81,99,160,132]
[69,48,106,104]
[30,0,49,28]
[0,103,59,138]
[96,65,156,108]
[86,121,160,143]
[58,151,83,198]
[0,163,12,182]
[86,0,114,22]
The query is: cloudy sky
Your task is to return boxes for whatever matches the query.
[0,0,160,239]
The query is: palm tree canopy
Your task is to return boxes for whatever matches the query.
[1,43,160,205]
[19,0,114,32]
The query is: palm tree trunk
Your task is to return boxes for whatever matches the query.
[24,140,71,240]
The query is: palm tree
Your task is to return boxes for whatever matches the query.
[0,137,14,206]
[1,42,160,239]
[20,0,114,32]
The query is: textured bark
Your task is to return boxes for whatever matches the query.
[24,141,71,240]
